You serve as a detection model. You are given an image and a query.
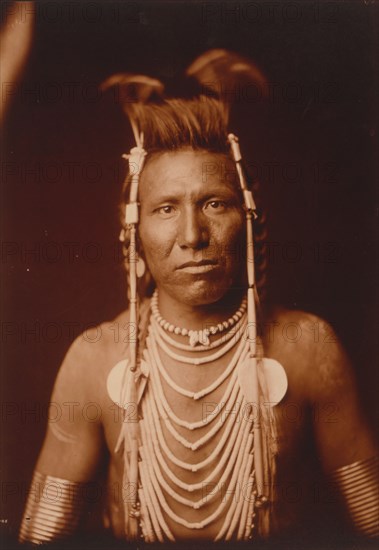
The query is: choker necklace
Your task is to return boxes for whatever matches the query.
[150,289,247,347]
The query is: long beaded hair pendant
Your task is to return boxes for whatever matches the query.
[228,134,270,533]
[120,131,147,540]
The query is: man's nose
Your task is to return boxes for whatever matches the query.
[177,207,209,249]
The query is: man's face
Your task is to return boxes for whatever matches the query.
[138,149,245,306]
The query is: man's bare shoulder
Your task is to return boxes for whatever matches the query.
[82,307,132,363]
[263,306,353,403]
[53,308,132,400]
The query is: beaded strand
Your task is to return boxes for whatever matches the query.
[148,320,248,399]
[148,335,241,431]
[151,311,247,353]
[151,289,247,347]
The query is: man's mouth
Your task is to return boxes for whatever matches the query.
[176,259,218,274]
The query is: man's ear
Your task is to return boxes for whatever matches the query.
[135,235,155,297]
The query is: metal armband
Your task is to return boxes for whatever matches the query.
[329,455,378,538]
[19,471,87,545]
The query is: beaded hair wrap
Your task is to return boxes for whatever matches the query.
[227,132,276,534]
[119,139,145,539]
[103,50,277,541]
[101,74,165,538]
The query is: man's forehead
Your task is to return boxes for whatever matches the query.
[139,150,239,193]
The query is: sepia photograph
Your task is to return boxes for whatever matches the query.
[1,1,378,548]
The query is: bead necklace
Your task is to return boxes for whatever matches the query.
[139,411,254,531]
[151,321,245,366]
[148,339,239,431]
[144,409,245,493]
[146,326,248,449]
[143,378,245,472]
[139,454,173,542]
[147,354,242,451]
[110,297,278,542]
[135,318,258,541]
[217,451,255,541]
[138,486,154,542]
[147,319,247,400]
[151,289,247,347]
[139,418,251,511]
[151,312,247,353]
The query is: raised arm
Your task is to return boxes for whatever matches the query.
[19,332,106,544]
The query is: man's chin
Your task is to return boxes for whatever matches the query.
[164,278,234,307]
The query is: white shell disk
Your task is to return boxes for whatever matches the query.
[238,357,288,406]
[107,359,150,408]
[136,257,146,278]
[106,359,129,408]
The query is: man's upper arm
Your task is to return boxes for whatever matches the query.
[35,331,106,481]
[306,318,376,472]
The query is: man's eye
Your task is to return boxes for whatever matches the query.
[205,200,227,211]
[155,205,175,216]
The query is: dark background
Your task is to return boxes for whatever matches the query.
[1,0,378,543]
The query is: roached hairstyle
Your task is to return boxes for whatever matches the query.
[101,49,269,300]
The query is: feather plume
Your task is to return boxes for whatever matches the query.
[186,49,268,118]
[101,73,164,142]
[100,73,164,109]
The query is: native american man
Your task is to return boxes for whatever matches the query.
[19,51,378,544]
